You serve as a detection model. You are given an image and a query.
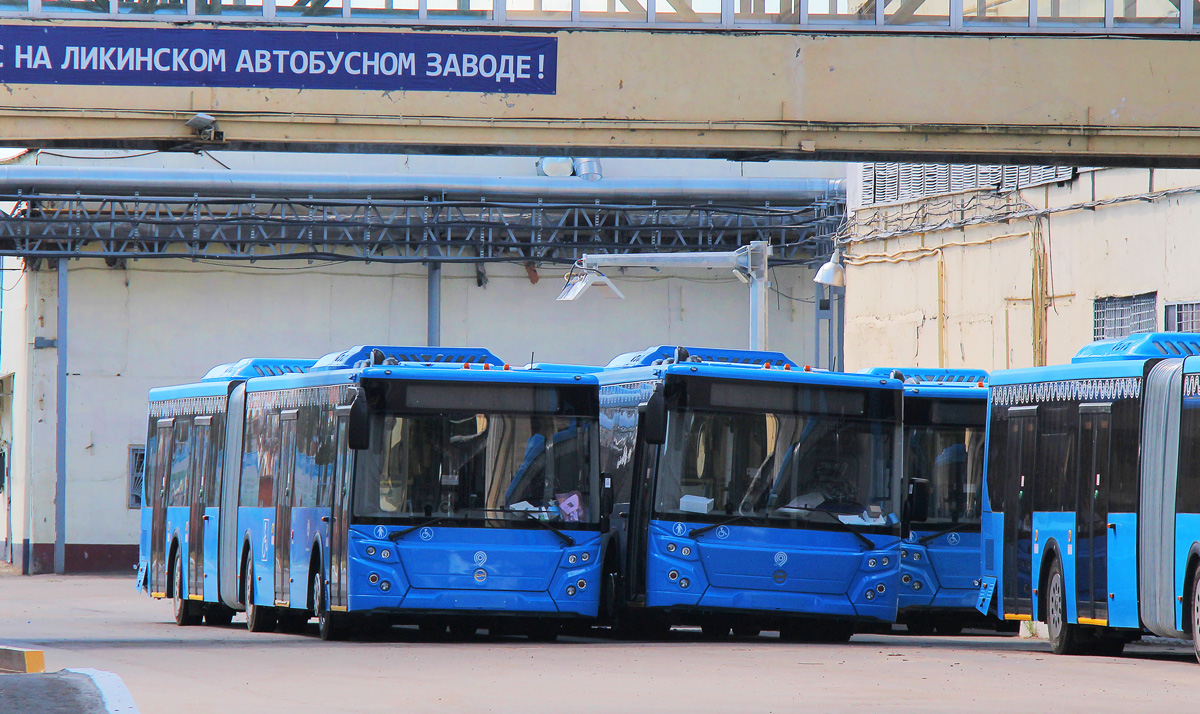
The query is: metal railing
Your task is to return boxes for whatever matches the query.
[1,0,1194,33]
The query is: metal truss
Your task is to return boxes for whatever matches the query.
[0,192,844,265]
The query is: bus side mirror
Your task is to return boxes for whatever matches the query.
[640,390,667,446]
[908,478,930,524]
[599,473,614,531]
[348,395,371,451]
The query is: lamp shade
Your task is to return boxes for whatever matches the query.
[813,249,846,287]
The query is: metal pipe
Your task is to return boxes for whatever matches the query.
[54,260,67,575]
[427,262,441,347]
[0,166,844,202]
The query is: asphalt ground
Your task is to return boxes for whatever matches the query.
[1,573,1198,714]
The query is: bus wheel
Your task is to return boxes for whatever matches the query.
[1191,568,1200,664]
[313,572,346,641]
[245,559,277,633]
[1047,558,1082,655]
[172,553,202,627]
[701,623,731,639]
[905,617,935,636]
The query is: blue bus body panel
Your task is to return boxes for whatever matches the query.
[1031,511,1077,623]
[238,506,275,607]
[990,359,1148,386]
[979,511,1004,616]
[137,506,151,593]
[346,525,602,616]
[289,506,330,606]
[605,346,799,369]
[1107,512,1139,628]
[645,520,899,622]
[243,363,599,393]
[164,505,189,593]
[203,507,220,602]
[149,381,234,402]
[1175,513,1200,632]
[901,530,982,612]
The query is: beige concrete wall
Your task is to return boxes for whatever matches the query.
[843,167,1200,372]
[3,258,817,562]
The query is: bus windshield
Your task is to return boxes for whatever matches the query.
[353,412,598,525]
[654,408,897,528]
[905,424,985,526]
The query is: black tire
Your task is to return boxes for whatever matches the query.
[1191,567,1200,664]
[204,607,234,627]
[701,623,731,639]
[419,620,447,640]
[1047,558,1083,655]
[778,622,807,642]
[245,558,277,633]
[314,571,347,641]
[172,552,202,627]
[905,617,936,636]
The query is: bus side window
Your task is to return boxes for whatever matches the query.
[167,419,192,507]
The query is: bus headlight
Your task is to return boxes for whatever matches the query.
[868,558,877,568]
[680,547,691,556]
[902,574,912,584]
[666,543,677,553]
[569,554,578,564]
[912,552,922,562]
[865,589,876,600]
[366,546,376,556]
[368,573,380,584]
[566,586,577,597]
[668,570,679,581]
[875,584,886,593]
[679,578,690,589]
[380,580,391,592]
[577,579,587,590]
[912,581,923,592]
[381,550,391,560]
[881,557,890,566]
[581,552,589,562]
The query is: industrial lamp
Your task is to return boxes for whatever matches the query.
[813,247,846,288]
[555,269,625,301]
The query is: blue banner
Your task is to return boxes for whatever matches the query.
[0,26,557,94]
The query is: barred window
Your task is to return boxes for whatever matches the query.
[1165,302,1200,334]
[1094,292,1157,341]
[128,445,146,509]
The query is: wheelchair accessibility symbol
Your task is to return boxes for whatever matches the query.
[948,533,961,546]
[419,527,434,541]
[716,526,730,540]
[374,525,387,539]
[774,552,788,567]
[672,522,687,537]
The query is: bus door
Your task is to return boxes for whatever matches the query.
[1003,405,1037,619]
[328,412,352,610]
[187,416,212,599]
[1076,403,1112,624]
[623,430,657,603]
[274,410,299,607]
[150,418,175,596]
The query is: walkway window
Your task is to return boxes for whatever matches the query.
[1094,292,1157,341]
[1165,302,1200,334]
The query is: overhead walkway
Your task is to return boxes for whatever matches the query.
[0,8,1197,163]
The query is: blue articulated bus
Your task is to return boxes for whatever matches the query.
[862,367,1009,635]
[596,346,904,641]
[139,345,603,641]
[978,332,1200,658]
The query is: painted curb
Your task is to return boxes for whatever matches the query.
[0,646,44,673]
[65,669,141,714]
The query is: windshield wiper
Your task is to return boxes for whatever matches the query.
[689,514,762,539]
[514,509,576,546]
[771,506,875,550]
[389,517,447,541]
[917,521,974,545]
